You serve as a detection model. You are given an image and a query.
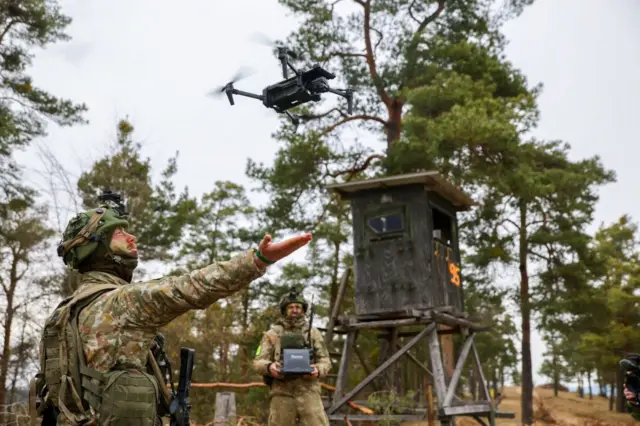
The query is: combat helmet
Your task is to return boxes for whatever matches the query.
[57,191,130,269]
[279,288,308,315]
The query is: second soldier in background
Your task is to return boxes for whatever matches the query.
[253,290,331,425]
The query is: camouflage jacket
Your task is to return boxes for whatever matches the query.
[628,401,640,421]
[72,249,265,372]
[253,317,331,396]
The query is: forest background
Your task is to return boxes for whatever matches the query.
[1,0,639,425]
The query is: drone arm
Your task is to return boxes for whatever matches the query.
[278,47,300,79]
[225,87,264,106]
[231,89,264,101]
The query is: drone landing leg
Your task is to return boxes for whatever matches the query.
[284,111,300,132]
[327,88,353,114]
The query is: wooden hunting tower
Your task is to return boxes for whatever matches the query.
[322,172,514,426]
[326,171,474,318]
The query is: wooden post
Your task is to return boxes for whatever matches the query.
[325,268,351,348]
[425,377,435,426]
[214,392,236,425]
[328,323,437,415]
[333,330,357,407]
[389,328,401,394]
[439,325,455,380]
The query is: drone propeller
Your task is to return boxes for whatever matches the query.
[248,32,298,59]
[207,67,256,99]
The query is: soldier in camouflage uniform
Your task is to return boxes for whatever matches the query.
[253,291,331,425]
[31,200,312,426]
[624,385,640,421]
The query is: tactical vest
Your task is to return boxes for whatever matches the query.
[29,284,168,426]
[269,324,318,358]
[263,324,316,387]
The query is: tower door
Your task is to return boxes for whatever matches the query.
[357,204,414,315]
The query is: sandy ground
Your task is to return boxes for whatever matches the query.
[400,386,636,426]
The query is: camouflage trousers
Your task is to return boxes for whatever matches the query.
[268,392,329,426]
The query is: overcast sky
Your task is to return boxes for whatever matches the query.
[14,0,639,388]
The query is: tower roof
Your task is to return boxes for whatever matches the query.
[326,171,475,211]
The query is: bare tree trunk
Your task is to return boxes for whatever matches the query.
[578,383,584,398]
[598,373,606,397]
[519,201,534,426]
[219,326,229,382]
[609,381,616,411]
[8,312,31,404]
[616,367,626,412]
[386,101,404,146]
[609,379,615,411]
[552,353,559,397]
[240,290,250,378]
[0,256,20,423]
[588,370,593,400]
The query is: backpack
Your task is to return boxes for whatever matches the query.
[30,283,167,426]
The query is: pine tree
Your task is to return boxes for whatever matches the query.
[76,119,196,264]
[465,140,614,423]
[0,196,54,420]
[0,0,87,197]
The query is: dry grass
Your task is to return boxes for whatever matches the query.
[402,386,636,426]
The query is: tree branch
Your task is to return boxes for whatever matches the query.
[319,114,387,137]
[369,26,383,52]
[400,0,446,89]
[0,96,33,111]
[528,250,551,263]
[14,291,61,312]
[309,197,333,234]
[408,0,422,24]
[502,217,520,231]
[329,154,385,180]
[361,0,392,107]
[0,19,20,46]
[330,0,345,11]
[413,0,446,44]
[325,51,367,60]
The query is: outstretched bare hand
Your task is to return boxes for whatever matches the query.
[254,233,312,268]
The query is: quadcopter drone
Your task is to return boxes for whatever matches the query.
[208,43,354,129]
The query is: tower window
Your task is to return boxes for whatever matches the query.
[366,207,406,241]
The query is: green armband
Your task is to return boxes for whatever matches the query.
[254,248,276,264]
